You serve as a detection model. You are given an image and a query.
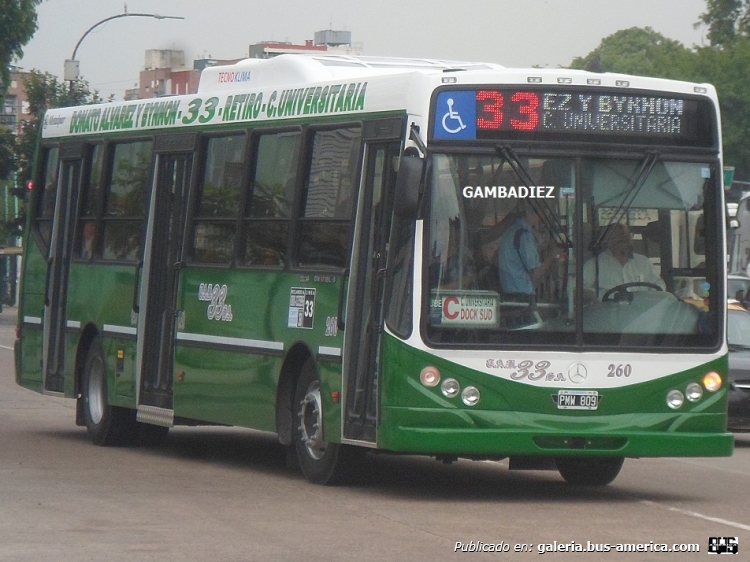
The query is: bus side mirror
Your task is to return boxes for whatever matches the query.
[394,155,422,218]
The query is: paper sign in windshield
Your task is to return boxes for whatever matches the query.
[430,291,499,328]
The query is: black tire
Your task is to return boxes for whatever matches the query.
[81,336,137,446]
[556,456,624,486]
[293,357,358,485]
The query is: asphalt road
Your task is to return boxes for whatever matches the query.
[1,305,749,561]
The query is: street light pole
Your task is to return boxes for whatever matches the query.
[65,11,184,89]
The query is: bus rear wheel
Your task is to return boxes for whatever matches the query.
[556,456,624,486]
[293,357,356,485]
[82,336,136,446]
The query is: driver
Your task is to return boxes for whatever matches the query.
[583,223,665,298]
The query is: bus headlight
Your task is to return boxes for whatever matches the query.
[461,386,480,406]
[420,366,441,387]
[702,372,722,392]
[441,378,460,398]
[686,382,703,402]
[666,390,684,409]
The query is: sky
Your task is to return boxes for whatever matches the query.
[17,0,712,100]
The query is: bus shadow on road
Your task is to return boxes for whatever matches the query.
[131,426,712,504]
[345,453,687,504]
[33,425,719,504]
[141,427,294,475]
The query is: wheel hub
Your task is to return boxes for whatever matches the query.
[298,385,326,460]
[87,357,105,425]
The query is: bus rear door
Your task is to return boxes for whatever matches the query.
[135,134,195,425]
[43,143,83,393]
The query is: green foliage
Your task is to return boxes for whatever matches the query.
[688,38,750,180]
[2,71,101,249]
[0,128,14,181]
[16,71,101,187]
[22,70,102,118]
[569,27,695,78]
[0,0,42,96]
[567,22,750,181]
[697,0,750,47]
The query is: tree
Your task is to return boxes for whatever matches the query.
[0,0,43,246]
[0,0,43,97]
[0,127,17,243]
[696,0,750,47]
[566,22,750,181]
[15,71,101,188]
[688,38,750,181]
[568,27,695,79]
[0,128,14,181]
[1,71,100,250]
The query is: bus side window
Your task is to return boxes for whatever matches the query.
[190,134,246,265]
[242,130,300,267]
[33,146,60,252]
[100,140,153,262]
[385,214,415,338]
[297,126,362,268]
[74,144,104,260]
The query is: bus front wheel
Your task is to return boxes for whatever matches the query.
[293,357,356,485]
[556,456,624,486]
[82,336,136,446]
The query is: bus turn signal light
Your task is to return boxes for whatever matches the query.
[420,366,441,387]
[703,372,722,392]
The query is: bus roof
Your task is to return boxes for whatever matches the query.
[197,54,505,93]
[40,54,719,140]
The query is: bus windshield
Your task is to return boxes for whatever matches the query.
[424,151,719,348]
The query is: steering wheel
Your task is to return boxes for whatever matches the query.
[601,281,664,303]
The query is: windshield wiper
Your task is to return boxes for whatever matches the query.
[497,145,571,249]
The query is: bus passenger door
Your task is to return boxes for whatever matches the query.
[136,135,194,424]
[343,127,401,442]
[43,145,83,393]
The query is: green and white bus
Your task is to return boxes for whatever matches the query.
[15,54,733,486]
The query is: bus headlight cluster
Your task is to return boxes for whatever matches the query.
[419,367,480,406]
[666,373,722,409]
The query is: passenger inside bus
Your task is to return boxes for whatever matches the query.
[497,203,559,302]
[583,223,666,299]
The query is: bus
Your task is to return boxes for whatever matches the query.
[15,54,733,486]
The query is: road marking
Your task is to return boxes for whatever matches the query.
[0,344,13,350]
[641,500,750,531]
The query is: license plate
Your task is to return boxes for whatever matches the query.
[556,390,599,410]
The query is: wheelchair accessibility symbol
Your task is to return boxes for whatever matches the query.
[442,98,466,133]
[434,91,475,140]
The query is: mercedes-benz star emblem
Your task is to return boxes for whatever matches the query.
[568,362,588,383]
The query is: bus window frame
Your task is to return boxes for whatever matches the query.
[293,121,364,271]
[30,143,61,257]
[185,131,249,269]
[97,136,155,265]
[72,141,105,263]
[418,145,724,352]
[236,125,303,271]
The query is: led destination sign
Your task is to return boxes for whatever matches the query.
[432,88,714,146]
